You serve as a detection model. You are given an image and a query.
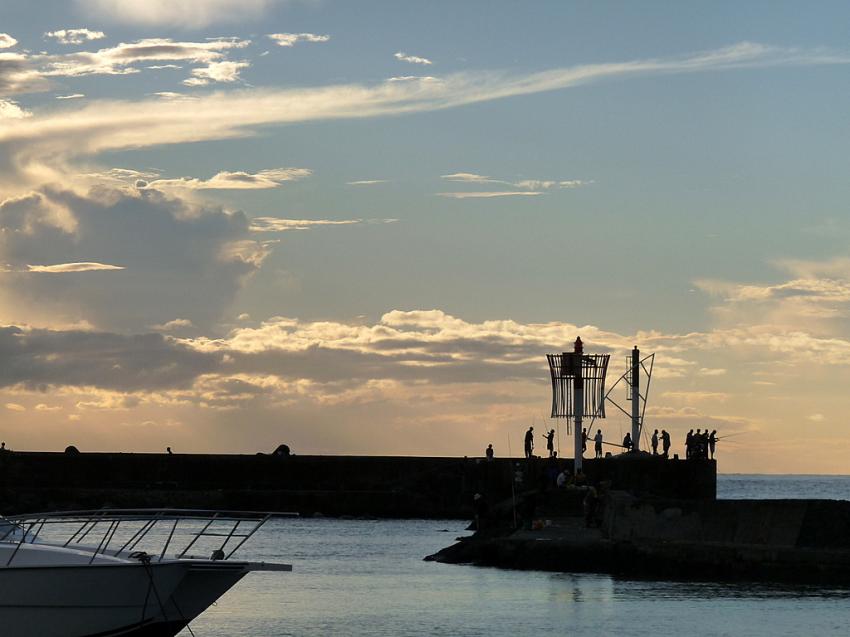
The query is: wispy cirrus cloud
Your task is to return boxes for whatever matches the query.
[26,262,125,273]
[140,167,312,190]
[395,51,432,65]
[268,33,330,47]
[437,191,543,199]
[248,218,362,233]
[2,43,849,180]
[347,179,388,186]
[45,28,106,45]
[439,172,590,198]
[56,93,85,100]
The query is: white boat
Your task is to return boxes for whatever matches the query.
[0,509,293,637]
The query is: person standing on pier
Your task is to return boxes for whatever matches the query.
[709,430,717,460]
[543,429,555,458]
[685,429,694,459]
[524,426,534,458]
[651,429,659,455]
[594,429,603,459]
[581,428,588,454]
[661,430,671,458]
[622,432,633,452]
[485,444,494,460]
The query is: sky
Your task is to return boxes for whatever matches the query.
[0,0,849,473]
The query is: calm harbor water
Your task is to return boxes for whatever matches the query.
[185,475,850,637]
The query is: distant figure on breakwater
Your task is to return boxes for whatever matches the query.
[594,429,603,458]
[622,432,632,452]
[524,426,534,458]
[651,430,659,455]
[581,428,587,454]
[166,446,173,455]
[709,430,717,459]
[661,430,671,458]
[0,442,5,453]
[685,429,694,459]
[485,444,494,460]
[543,429,555,457]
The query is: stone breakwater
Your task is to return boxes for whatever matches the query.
[0,452,714,517]
[428,492,850,584]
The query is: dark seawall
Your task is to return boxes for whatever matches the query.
[0,451,715,517]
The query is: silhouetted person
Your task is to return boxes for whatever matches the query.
[581,428,588,454]
[622,432,632,452]
[524,426,534,458]
[485,443,494,460]
[166,446,173,455]
[685,429,694,459]
[543,429,555,457]
[709,430,717,459]
[651,429,659,455]
[273,444,291,457]
[661,430,671,458]
[594,429,603,458]
[0,442,5,453]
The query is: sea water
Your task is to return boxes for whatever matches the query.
[185,475,850,636]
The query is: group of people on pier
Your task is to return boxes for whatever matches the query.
[491,424,718,461]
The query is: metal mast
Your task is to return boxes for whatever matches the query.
[631,346,640,452]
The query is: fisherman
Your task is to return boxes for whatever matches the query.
[651,429,659,455]
[685,429,694,459]
[661,430,671,458]
[543,429,555,458]
[594,429,604,459]
[695,429,704,459]
[581,428,588,454]
[622,432,633,452]
[485,443,494,461]
[524,426,534,458]
[709,430,717,460]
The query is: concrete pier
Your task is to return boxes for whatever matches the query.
[0,451,714,517]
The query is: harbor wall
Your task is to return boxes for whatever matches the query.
[0,451,715,517]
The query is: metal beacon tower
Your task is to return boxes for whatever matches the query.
[547,338,655,471]
[547,338,609,472]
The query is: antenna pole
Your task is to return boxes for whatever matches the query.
[631,346,640,452]
[573,337,584,472]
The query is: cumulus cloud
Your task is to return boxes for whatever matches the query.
[268,33,330,47]
[0,99,30,119]
[183,59,250,86]
[45,29,106,45]
[0,34,17,49]
[0,186,263,331]
[76,0,279,28]
[394,51,432,65]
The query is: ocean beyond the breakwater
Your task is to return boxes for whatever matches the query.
[186,474,850,637]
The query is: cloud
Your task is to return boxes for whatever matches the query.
[26,262,125,273]
[0,37,250,96]
[0,186,265,331]
[441,172,592,193]
[268,33,330,47]
[142,167,312,191]
[808,413,825,422]
[5,402,25,411]
[0,99,30,119]
[151,318,194,331]
[2,43,847,172]
[0,34,17,49]
[248,217,362,232]
[395,51,432,65]
[347,179,388,186]
[183,59,250,86]
[76,0,280,28]
[56,93,85,100]
[437,191,543,198]
[45,29,106,45]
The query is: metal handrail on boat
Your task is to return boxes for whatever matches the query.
[0,508,298,566]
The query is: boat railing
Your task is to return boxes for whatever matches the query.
[0,508,297,566]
